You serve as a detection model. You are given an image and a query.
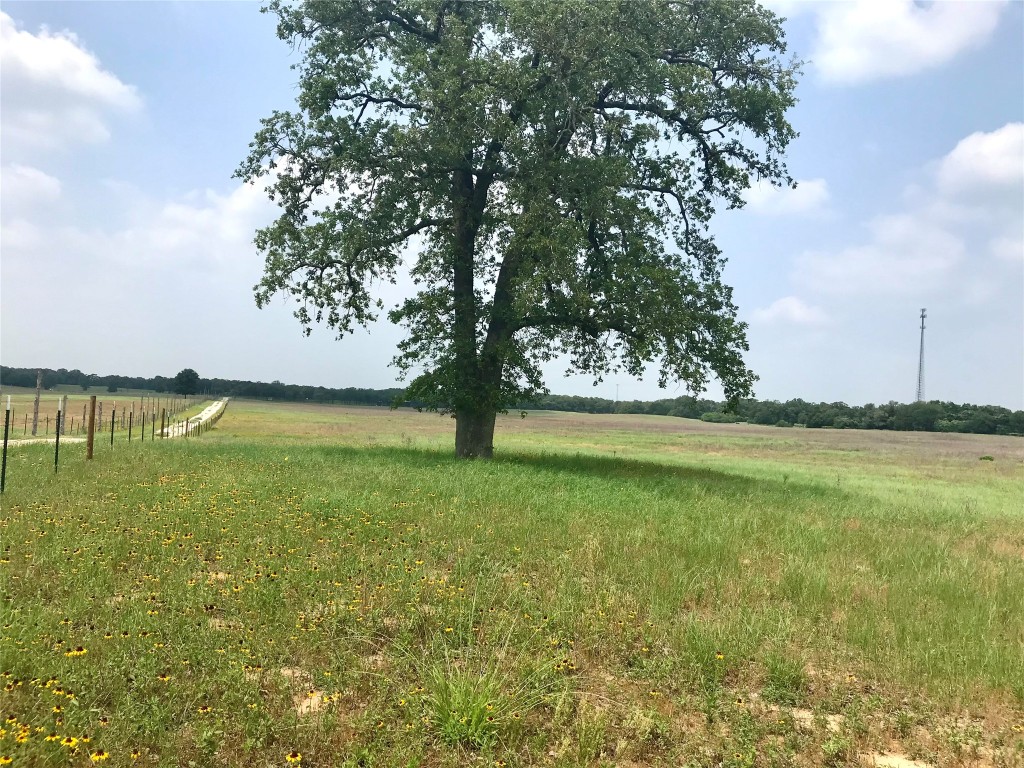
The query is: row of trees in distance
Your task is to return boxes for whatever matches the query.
[536,393,1023,436]
[2,366,1020,436]
[0,366,403,407]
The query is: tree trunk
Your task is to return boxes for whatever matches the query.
[455,408,497,459]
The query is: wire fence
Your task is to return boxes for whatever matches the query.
[0,396,230,494]
[9,394,192,439]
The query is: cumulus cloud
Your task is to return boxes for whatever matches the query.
[2,178,275,275]
[937,122,1024,194]
[797,214,965,295]
[0,11,141,152]
[990,235,1023,263]
[801,0,1007,85]
[0,164,61,214]
[743,177,829,216]
[795,123,1022,297]
[0,218,44,252]
[752,296,828,325]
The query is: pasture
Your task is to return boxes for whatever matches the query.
[2,399,1022,767]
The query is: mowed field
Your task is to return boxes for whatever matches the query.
[2,399,1022,767]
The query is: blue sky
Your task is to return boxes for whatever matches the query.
[2,1,1022,408]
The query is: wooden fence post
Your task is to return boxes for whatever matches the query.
[87,396,97,460]
[31,370,41,436]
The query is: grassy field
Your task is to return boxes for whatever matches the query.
[2,399,1022,767]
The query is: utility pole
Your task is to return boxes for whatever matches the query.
[916,308,927,402]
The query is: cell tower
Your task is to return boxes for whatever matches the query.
[916,308,926,402]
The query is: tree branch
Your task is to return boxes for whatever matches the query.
[336,90,428,112]
[512,311,643,341]
[375,8,439,43]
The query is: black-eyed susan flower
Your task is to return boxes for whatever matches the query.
[90,750,110,762]
[285,751,302,763]
[0,756,12,765]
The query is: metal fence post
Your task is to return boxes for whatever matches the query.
[1,397,10,493]
[54,400,62,474]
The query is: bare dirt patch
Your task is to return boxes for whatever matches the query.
[293,689,328,716]
[862,755,933,768]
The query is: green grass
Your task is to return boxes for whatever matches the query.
[1,400,1022,767]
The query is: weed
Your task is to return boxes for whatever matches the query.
[894,708,915,738]
[821,734,853,766]
[762,652,808,706]
[422,662,503,748]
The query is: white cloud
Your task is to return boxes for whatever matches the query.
[760,0,812,16]
[810,0,1007,85]
[0,164,61,214]
[937,122,1024,194]
[0,176,271,284]
[0,11,141,152]
[794,123,1022,298]
[743,177,829,216]
[798,214,965,295]
[990,235,1023,263]
[0,218,43,252]
[752,296,828,325]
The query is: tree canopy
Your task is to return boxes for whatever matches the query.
[173,368,200,396]
[238,0,800,456]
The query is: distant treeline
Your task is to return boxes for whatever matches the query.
[527,394,1024,436]
[0,366,403,407]
[2,365,1021,436]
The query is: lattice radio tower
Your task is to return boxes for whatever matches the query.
[916,308,927,402]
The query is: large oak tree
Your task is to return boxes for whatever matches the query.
[238,0,799,457]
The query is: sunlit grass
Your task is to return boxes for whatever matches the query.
[1,401,1021,766]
